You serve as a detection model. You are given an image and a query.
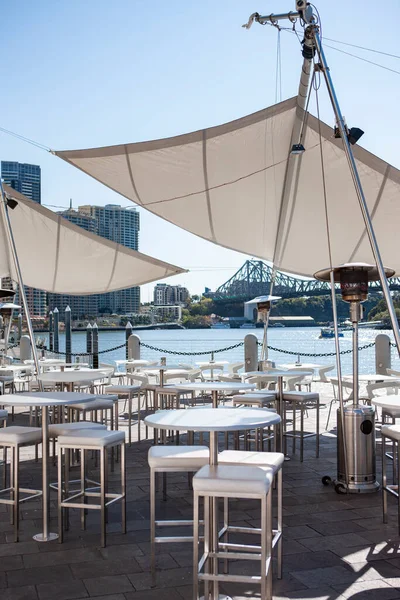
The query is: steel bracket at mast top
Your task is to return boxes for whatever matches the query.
[243,1,315,29]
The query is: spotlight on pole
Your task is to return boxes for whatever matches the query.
[314,262,395,494]
[291,143,305,155]
[347,127,364,146]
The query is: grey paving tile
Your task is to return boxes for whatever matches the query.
[332,580,400,599]
[83,575,134,596]
[279,586,344,599]
[282,550,344,572]
[0,586,38,600]
[284,526,323,540]
[330,542,399,564]
[290,565,356,589]
[299,533,371,552]
[70,558,142,580]
[23,547,102,568]
[124,590,183,599]
[0,541,39,557]
[7,565,74,587]
[0,554,23,571]
[36,579,88,600]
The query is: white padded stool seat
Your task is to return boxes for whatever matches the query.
[69,398,115,411]
[233,393,276,407]
[0,409,7,420]
[381,424,400,441]
[0,426,41,446]
[218,450,284,475]
[48,422,107,438]
[104,385,140,394]
[58,429,125,449]
[282,391,319,402]
[193,465,273,496]
[95,394,118,401]
[148,445,209,469]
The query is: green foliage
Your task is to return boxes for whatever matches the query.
[182,314,211,329]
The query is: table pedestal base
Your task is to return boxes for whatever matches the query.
[200,596,232,600]
[33,532,59,542]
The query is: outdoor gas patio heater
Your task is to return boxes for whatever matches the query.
[315,263,395,493]
[256,295,281,369]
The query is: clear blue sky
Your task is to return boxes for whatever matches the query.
[1,0,399,301]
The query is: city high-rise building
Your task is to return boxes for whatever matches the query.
[48,204,140,318]
[1,161,41,204]
[154,283,189,306]
[1,161,46,316]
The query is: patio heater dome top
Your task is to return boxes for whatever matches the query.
[313,262,395,283]
[0,288,16,299]
[314,263,395,303]
[0,303,21,311]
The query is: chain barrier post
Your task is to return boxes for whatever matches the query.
[125,322,133,359]
[20,334,31,362]
[53,307,59,354]
[86,323,93,367]
[375,333,391,375]
[128,334,140,360]
[92,323,99,369]
[48,311,53,351]
[65,306,72,364]
[245,333,258,372]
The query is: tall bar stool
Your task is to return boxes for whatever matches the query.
[218,450,284,578]
[103,384,142,444]
[57,429,126,547]
[232,393,277,451]
[282,391,320,462]
[193,465,274,600]
[148,445,209,586]
[0,426,42,541]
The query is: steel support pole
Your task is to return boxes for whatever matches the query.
[329,272,349,488]
[313,32,400,356]
[0,183,42,379]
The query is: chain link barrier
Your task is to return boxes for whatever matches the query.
[139,341,244,356]
[0,338,379,360]
[259,341,376,358]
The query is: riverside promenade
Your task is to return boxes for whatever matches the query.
[1,381,400,600]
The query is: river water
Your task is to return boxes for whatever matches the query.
[34,327,400,376]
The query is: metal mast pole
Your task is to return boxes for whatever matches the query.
[0,183,42,378]
[313,32,400,355]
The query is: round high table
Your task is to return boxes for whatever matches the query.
[38,369,108,392]
[242,370,313,454]
[173,382,256,408]
[145,407,281,600]
[2,392,96,542]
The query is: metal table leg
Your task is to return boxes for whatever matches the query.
[33,405,58,542]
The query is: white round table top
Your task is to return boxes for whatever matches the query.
[144,407,280,432]
[25,359,66,365]
[196,361,229,367]
[143,364,189,371]
[344,374,399,383]
[172,382,255,393]
[38,370,107,383]
[278,363,325,370]
[243,370,312,378]
[371,395,400,409]
[115,359,152,367]
[2,392,97,407]
[1,364,34,372]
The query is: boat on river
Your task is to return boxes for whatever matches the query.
[319,327,344,339]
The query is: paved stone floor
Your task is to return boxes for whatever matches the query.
[1,382,400,600]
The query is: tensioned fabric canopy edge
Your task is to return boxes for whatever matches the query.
[0,184,186,294]
[55,97,400,278]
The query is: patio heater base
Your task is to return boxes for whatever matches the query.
[336,405,379,494]
[33,532,59,542]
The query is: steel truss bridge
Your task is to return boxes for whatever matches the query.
[208,260,400,303]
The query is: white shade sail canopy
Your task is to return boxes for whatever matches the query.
[0,185,186,294]
[55,97,400,278]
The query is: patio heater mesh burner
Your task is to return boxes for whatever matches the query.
[315,263,395,493]
[253,295,281,370]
